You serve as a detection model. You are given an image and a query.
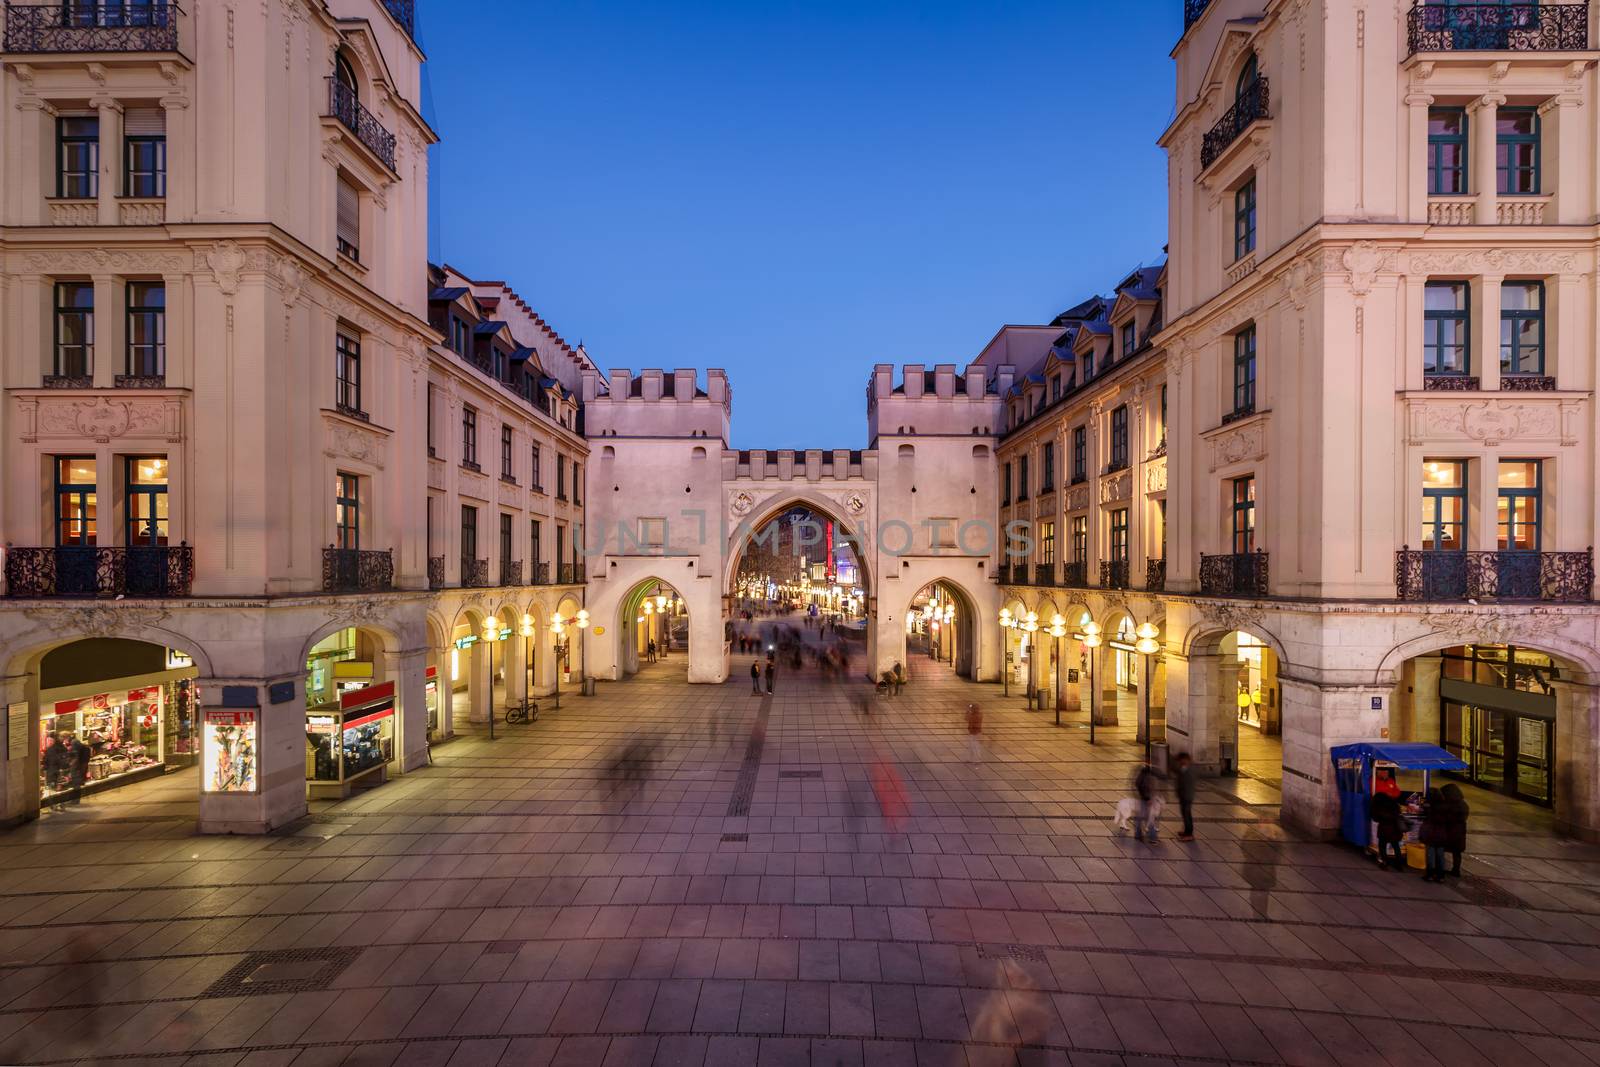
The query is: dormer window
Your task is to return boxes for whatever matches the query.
[1120,322,1136,357]
[1082,348,1095,380]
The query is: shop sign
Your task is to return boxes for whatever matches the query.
[340,680,396,712]
[203,709,257,794]
[6,703,27,761]
[166,649,193,670]
[455,635,478,649]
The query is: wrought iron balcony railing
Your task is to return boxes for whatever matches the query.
[1201,77,1270,170]
[428,555,444,591]
[5,544,193,598]
[1199,550,1270,597]
[326,77,397,172]
[1184,0,1212,32]
[1101,559,1131,590]
[531,562,550,585]
[461,557,489,588]
[4,2,180,54]
[1407,2,1588,55]
[499,559,523,587]
[1062,561,1089,588]
[995,563,1011,585]
[1035,563,1055,587]
[558,563,580,585]
[322,546,393,593]
[1396,547,1593,602]
[1145,558,1167,593]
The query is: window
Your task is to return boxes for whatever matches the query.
[531,519,542,568]
[556,453,567,500]
[461,406,478,467]
[1422,460,1466,551]
[1041,442,1055,491]
[531,443,543,491]
[1234,177,1257,260]
[1500,280,1544,376]
[1157,498,1168,559]
[1236,53,1258,102]
[500,425,514,480]
[449,316,468,356]
[1428,107,1468,195]
[461,505,478,563]
[119,281,165,379]
[1072,427,1087,483]
[1050,375,1061,403]
[1120,322,1136,357]
[1424,281,1470,376]
[56,116,98,199]
[1018,454,1030,501]
[1002,461,1011,506]
[336,177,360,262]
[1082,348,1095,380]
[1110,509,1129,563]
[500,513,514,567]
[55,457,97,546]
[1159,385,1168,444]
[335,331,361,413]
[1496,108,1540,195]
[53,281,94,378]
[1233,325,1257,415]
[555,525,565,572]
[1498,460,1541,551]
[1231,475,1256,554]
[334,472,360,550]
[335,53,359,96]
[1071,516,1088,565]
[123,107,166,198]
[426,384,437,456]
[572,462,582,505]
[126,456,169,547]
[1110,406,1129,470]
[1040,521,1056,565]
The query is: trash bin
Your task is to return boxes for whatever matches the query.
[1150,741,1169,775]
[1035,688,1050,710]
[1219,739,1237,777]
[582,677,597,697]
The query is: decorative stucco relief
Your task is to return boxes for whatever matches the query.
[17,394,183,443]
[1425,610,1575,649]
[24,605,170,638]
[1205,419,1266,472]
[1404,397,1580,447]
[1100,470,1132,505]
[1405,249,1583,276]
[19,249,190,273]
[323,417,389,470]
[1145,456,1168,494]
[1066,485,1091,513]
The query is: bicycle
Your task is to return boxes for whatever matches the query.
[504,701,538,726]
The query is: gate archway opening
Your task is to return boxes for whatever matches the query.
[619,578,690,681]
[305,625,400,797]
[906,579,977,680]
[1189,628,1283,784]
[729,501,869,624]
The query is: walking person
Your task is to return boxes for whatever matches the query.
[43,734,69,808]
[647,639,657,664]
[1420,787,1450,882]
[765,660,775,695]
[1132,760,1163,842]
[964,702,983,762]
[1442,782,1469,877]
[1172,752,1197,842]
[1370,783,1406,871]
[69,735,90,805]
[750,661,762,695]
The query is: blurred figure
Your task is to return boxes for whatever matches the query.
[1442,782,1469,877]
[1370,782,1406,871]
[764,659,776,695]
[1172,752,1197,842]
[1132,759,1164,842]
[64,931,106,1054]
[1241,821,1279,917]
[964,702,983,763]
[750,661,761,695]
[68,734,90,805]
[869,755,907,831]
[42,733,70,808]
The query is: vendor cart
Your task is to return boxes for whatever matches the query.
[1330,741,1468,860]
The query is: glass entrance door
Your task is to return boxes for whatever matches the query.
[1443,701,1554,806]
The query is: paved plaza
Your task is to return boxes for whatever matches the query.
[2,642,1599,1067]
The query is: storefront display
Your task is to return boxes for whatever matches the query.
[203,710,257,793]
[307,681,396,798]
[425,666,442,741]
[1438,645,1557,806]
[40,686,167,799]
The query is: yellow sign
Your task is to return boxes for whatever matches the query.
[593,626,605,636]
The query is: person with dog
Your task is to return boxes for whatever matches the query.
[1133,759,1164,842]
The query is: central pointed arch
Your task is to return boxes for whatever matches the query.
[723,490,873,601]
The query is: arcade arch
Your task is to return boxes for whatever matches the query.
[904,579,978,679]
[617,577,691,680]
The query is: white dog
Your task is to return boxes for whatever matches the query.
[1113,796,1163,836]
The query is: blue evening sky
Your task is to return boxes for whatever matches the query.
[420,2,1179,448]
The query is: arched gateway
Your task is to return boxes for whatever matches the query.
[579,365,1007,685]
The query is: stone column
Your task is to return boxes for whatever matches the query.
[1554,678,1600,842]
[1541,98,1583,225]
[467,639,488,724]
[93,98,121,227]
[1170,650,1230,775]
[1477,274,1502,391]
[1095,644,1120,727]
[91,274,118,388]
[196,677,309,835]
[1470,92,1503,224]
[1404,91,1433,222]
[386,646,429,773]
[0,667,42,829]
[161,96,192,222]
[1278,676,1392,838]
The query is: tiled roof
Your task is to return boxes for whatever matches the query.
[430,286,469,302]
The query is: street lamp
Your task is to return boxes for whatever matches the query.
[1135,622,1162,764]
[1023,611,1039,710]
[943,603,955,664]
[480,621,501,741]
[576,609,591,694]
[1082,619,1103,744]
[655,593,669,658]
[998,608,1014,698]
[642,599,655,663]
[550,612,566,710]
[1048,614,1067,727]
[519,613,537,723]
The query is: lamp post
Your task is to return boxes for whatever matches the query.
[519,613,537,723]
[1023,611,1039,710]
[481,621,500,741]
[998,608,1013,697]
[1082,619,1102,744]
[642,599,655,664]
[1048,614,1067,727]
[656,594,669,658]
[943,604,955,664]
[1135,622,1162,764]
[576,609,590,694]
[550,612,565,710]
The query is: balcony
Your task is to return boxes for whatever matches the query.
[1395,547,1593,602]
[1100,560,1130,590]
[4,544,193,598]
[499,559,523,587]
[1502,374,1557,392]
[428,556,444,591]
[461,557,489,588]
[1406,2,1588,55]
[995,563,1012,585]
[326,78,396,172]
[1199,550,1270,597]
[531,562,550,585]
[1146,558,1167,592]
[322,546,393,593]
[1062,561,1089,588]
[1201,77,1270,171]
[1424,374,1480,391]
[3,2,180,54]
[1035,563,1055,587]
[558,563,580,585]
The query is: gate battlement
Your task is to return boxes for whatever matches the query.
[581,368,732,441]
[724,448,876,482]
[867,363,1010,441]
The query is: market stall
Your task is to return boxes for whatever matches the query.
[1331,741,1468,860]
[306,681,396,799]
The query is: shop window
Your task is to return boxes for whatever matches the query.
[336,176,361,262]
[1232,325,1257,416]
[1231,475,1256,554]
[55,456,97,547]
[126,456,169,547]
[123,107,166,198]
[461,405,478,468]
[54,281,94,379]
[1109,508,1129,563]
[56,116,98,199]
[1072,426,1086,483]
[334,471,360,550]
[1233,176,1257,261]
[43,685,173,801]
[335,331,361,414]
[1500,280,1544,377]
[1497,460,1541,551]
[125,282,165,379]
[203,710,256,793]
[1424,281,1470,376]
[1428,107,1468,195]
[1496,108,1540,195]
[1422,460,1466,551]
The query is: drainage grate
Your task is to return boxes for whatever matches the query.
[201,947,364,999]
[725,696,771,818]
[976,943,1047,963]
[720,833,749,843]
[1454,875,1530,909]
[778,769,822,779]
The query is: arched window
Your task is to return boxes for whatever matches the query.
[691,446,707,459]
[335,53,359,99]
[898,444,915,459]
[1235,53,1258,103]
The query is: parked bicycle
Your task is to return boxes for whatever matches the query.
[504,701,538,726]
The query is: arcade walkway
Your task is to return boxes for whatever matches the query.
[0,656,1598,1065]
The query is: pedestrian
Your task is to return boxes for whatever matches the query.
[1370,783,1406,871]
[892,661,905,696]
[69,734,90,805]
[647,639,657,664]
[1420,787,1451,882]
[964,702,983,762]
[43,734,69,807]
[1132,760,1162,842]
[1442,782,1469,877]
[1172,752,1197,842]
[750,661,761,695]
[765,660,775,695]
